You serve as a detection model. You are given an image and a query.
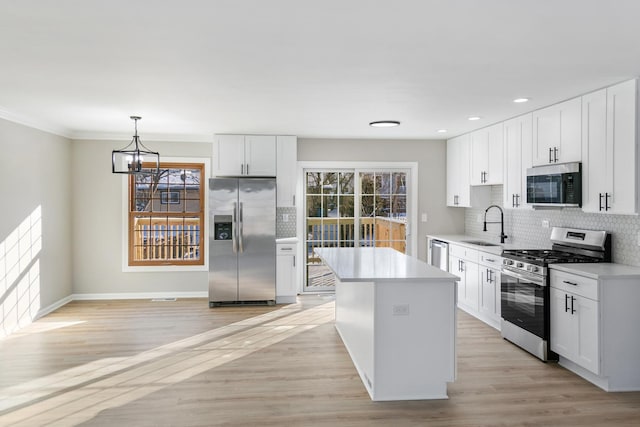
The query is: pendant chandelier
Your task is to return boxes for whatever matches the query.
[111,116,160,175]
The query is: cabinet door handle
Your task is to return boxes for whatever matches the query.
[549,148,553,163]
[563,280,578,286]
[516,194,520,207]
[512,194,515,208]
[570,295,576,314]
[293,255,296,268]
[605,193,611,211]
[241,164,244,174]
[599,193,604,211]
[246,164,249,175]
[554,147,559,163]
[292,194,296,206]
[565,294,569,313]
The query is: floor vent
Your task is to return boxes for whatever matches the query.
[151,298,177,302]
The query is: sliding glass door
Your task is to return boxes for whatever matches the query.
[304,168,409,292]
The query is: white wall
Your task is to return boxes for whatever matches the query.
[71,139,212,296]
[0,118,72,336]
[297,138,465,261]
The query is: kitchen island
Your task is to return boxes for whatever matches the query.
[314,247,460,401]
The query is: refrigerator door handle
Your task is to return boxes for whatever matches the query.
[232,202,238,254]
[238,202,245,253]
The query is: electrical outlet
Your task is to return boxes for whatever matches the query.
[393,304,410,316]
[421,213,428,222]
[282,214,289,222]
[542,219,550,228]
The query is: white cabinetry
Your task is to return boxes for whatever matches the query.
[477,251,502,329]
[214,134,276,177]
[503,113,533,209]
[532,97,582,166]
[550,271,599,373]
[446,134,471,207]
[549,265,640,391]
[276,241,298,304]
[449,244,479,312]
[470,123,503,185]
[582,79,638,214]
[276,135,297,207]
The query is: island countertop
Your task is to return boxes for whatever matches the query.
[315,247,459,283]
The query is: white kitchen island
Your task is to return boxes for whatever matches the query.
[315,247,460,401]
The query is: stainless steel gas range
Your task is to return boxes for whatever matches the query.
[500,227,611,361]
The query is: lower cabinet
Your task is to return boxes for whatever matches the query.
[478,264,502,329]
[549,267,640,391]
[450,255,479,312]
[276,242,297,304]
[550,287,599,374]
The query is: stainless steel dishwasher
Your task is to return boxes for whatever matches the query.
[428,239,449,272]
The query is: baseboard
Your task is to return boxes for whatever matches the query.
[70,291,208,300]
[35,295,73,320]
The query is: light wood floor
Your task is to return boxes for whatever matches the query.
[1,296,639,426]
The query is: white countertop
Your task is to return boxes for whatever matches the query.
[550,263,640,280]
[315,247,459,282]
[276,237,298,244]
[427,234,548,256]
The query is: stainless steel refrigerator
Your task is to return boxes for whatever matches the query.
[209,177,276,306]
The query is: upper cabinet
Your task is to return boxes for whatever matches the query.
[532,97,582,166]
[470,122,504,185]
[214,134,276,177]
[503,113,533,209]
[582,79,638,214]
[276,135,297,207]
[446,134,471,207]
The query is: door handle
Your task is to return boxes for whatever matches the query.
[232,202,238,254]
[238,202,244,253]
[554,147,558,163]
[599,193,604,211]
[570,295,576,314]
[516,194,520,207]
[241,164,244,175]
[549,148,553,163]
[293,255,296,268]
[565,294,569,313]
[246,164,249,175]
[563,280,578,286]
[605,193,611,211]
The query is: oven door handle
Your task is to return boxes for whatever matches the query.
[501,267,545,286]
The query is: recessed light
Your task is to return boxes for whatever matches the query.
[437,129,447,133]
[369,120,400,127]
[468,116,481,121]
[513,98,530,103]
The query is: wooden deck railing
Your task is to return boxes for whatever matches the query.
[132,217,200,261]
[306,217,406,264]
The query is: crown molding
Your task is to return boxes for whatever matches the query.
[0,107,72,138]
[69,130,214,143]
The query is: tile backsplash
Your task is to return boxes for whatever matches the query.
[465,185,640,266]
[276,207,297,238]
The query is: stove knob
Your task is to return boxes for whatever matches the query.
[516,262,524,268]
[504,259,514,266]
[527,265,539,273]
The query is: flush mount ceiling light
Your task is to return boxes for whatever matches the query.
[112,116,160,175]
[437,129,448,133]
[513,98,530,103]
[467,116,481,121]
[369,120,401,127]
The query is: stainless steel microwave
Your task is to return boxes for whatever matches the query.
[526,162,582,208]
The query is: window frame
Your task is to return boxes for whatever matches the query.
[121,157,210,272]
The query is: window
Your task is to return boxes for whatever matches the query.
[128,162,204,266]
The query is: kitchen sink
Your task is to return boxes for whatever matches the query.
[460,240,500,247]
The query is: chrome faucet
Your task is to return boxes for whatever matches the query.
[483,205,508,243]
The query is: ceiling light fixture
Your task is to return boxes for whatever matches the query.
[513,98,530,103]
[369,120,401,127]
[112,116,160,175]
[468,116,481,121]
[437,129,447,133]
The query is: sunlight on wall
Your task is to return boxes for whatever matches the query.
[0,206,42,339]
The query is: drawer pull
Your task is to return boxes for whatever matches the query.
[563,280,578,286]
[485,258,495,262]
[280,247,293,251]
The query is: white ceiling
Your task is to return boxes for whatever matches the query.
[1,0,640,142]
